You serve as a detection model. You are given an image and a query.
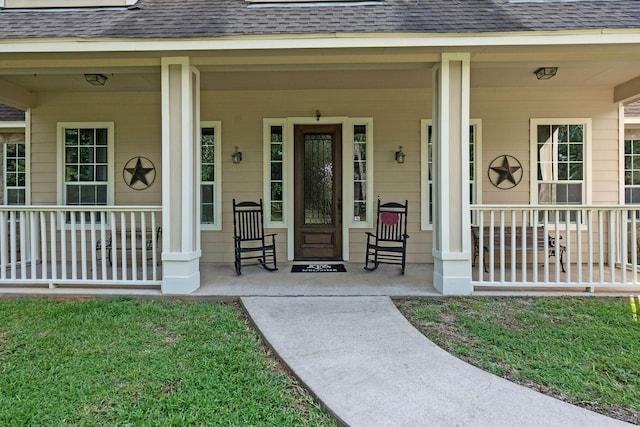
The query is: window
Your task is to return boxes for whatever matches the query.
[58,122,114,221]
[264,120,286,226]
[200,122,222,230]
[531,120,590,207]
[624,126,640,205]
[421,120,481,229]
[530,119,591,224]
[351,120,373,227]
[2,134,27,205]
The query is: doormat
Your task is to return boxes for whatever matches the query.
[291,264,347,273]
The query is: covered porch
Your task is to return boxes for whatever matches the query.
[2,38,640,295]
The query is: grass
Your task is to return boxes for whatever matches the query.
[396,296,640,424]
[0,298,336,427]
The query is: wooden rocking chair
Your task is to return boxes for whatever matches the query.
[232,199,278,275]
[364,199,409,274]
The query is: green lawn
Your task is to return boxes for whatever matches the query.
[397,297,640,424]
[0,298,336,427]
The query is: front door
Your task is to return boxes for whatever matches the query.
[294,124,342,259]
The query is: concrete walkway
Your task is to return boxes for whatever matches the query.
[242,296,630,427]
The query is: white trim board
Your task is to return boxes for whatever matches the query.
[3,31,640,54]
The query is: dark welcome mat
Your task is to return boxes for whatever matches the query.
[291,264,347,273]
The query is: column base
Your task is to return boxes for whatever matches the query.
[433,250,472,295]
[161,251,201,295]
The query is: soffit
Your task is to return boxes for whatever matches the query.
[0,44,640,92]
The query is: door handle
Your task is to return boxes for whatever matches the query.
[338,199,342,223]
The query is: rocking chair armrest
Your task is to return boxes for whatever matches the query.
[265,233,277,243]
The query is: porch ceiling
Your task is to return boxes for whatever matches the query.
[0,45,640,95]
[2,60,640,94]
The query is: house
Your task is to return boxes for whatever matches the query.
[1,0,640,295]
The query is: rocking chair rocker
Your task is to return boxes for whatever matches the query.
[364,199,409,274]
[232,199,278,275]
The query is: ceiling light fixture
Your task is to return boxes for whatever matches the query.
[84,73,108,86]
[534,67,558,81]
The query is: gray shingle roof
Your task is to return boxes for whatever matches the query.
[0,105,25,121]
[0,0,639,39]
[627,100,640,117]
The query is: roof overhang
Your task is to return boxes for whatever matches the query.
[1,29,640,54]
[1,30,640,101]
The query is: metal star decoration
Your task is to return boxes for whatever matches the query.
[123,156,156,190]
[488,155,523,189]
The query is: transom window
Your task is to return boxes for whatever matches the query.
[200,122,222,230]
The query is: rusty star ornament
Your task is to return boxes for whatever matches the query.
[488,155,523,190]
[123,156,156,190]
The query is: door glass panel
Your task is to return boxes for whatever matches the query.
[304,132,333,225]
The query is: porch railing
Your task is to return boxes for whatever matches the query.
[470,205,640,291]
[0,206,162,287]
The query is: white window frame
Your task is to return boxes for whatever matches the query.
[3,138,26,205]
[57,122,115,209]
[529,118,592,208]
[263,119,288,228]
[348,118,374,228]
[421,119,482,230]
[200,121,222,231]
[1,120,28,206]
[622,111,640,206]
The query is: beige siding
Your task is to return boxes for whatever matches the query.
[472,86,620,206]
[201,88,430,263]
[28,81,621,264]
[30,92,162,206]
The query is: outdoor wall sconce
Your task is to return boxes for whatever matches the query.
[534,67,558,80]
[395,146,406,164]
[84,73,108,86]
[231,146,243,164]
[316,110,321,121]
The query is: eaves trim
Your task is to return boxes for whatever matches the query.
[1,29,640,53]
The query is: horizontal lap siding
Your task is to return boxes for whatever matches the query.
[28,83,620,264]
[202,88,431,262]
[30,92,162,206]
[473,86,619,206]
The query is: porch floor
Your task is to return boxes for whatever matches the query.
[195,262,438,297]
[0,261,638,297]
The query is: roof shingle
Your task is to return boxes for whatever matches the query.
[0,0,639,40]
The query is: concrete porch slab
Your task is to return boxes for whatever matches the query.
[196,262,439,297]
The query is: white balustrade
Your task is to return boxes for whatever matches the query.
[470,205,640,291]
[0,206,162,287]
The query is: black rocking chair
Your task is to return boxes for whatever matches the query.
[232,199,278,275]
[364,199,409,274]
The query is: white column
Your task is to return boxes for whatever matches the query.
[160,57,201,294]
[432,53,473,295]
